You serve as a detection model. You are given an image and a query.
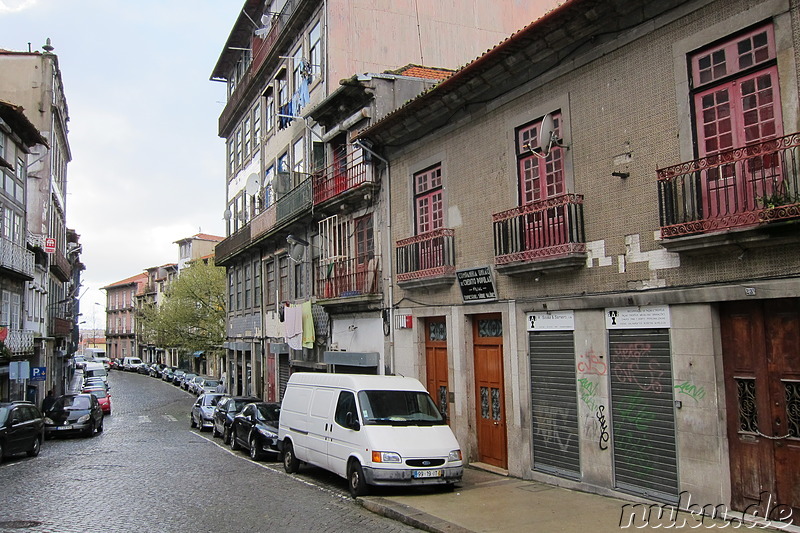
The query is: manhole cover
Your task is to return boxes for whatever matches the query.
[0,520,42,529]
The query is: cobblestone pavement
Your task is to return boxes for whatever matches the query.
[0,370,419,533]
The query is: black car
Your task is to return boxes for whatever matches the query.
[0,401,44,463]
[212,395,259,444]
[44,394,104,438]
[230,402,281,461]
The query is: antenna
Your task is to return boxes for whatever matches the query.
[523,113,562,159]
[245,173,261,196]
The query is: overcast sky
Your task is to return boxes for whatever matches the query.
[1,0,235,328]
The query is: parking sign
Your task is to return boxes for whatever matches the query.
[31,367,47,381]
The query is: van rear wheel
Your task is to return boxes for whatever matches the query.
[348,461,368,498]
[282,441,299,473]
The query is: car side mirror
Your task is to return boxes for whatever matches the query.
[345,411,360,431]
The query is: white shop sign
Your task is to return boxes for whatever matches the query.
[605,305,671,329]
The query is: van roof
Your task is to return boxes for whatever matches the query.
[286,372,426,392]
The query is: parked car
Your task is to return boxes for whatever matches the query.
[212,396,260,443]
[82,387,111,415]
[181,373,197,391]
[187,375,206,395]
[122,356,143,371]
[92,357,111,371]
[171,369,186,386]
[83,362,108,386]
[44,394,104,438]
[198,377,220,395]
[109,359,121,370]
[83,377,108,391]
[190,393,225,432]
[230,402,281,461]
[0,401,44,463]
[162,367,175,382]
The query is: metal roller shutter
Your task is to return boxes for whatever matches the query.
[278,353,290,401]
[530,330,581,479]
[609,329,678,503]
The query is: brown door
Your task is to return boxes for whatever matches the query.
[721,299,800,520]
[473,313,507,468]
[425,318,449,421]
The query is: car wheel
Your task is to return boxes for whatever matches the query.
[190,415,197,428]
[223,426,232,445]
[282,441,299,474]
[348,460,368,498]
[230,428,240,451]
[212,424,220,438]
[97,419,104,433]
[85,421,95,438]
[249,436,264,461]
[27,437,41,457]
[0,441,4,464]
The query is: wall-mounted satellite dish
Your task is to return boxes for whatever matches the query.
[223,208,232,221]
[538,113,558,156]
[245,173,261,196]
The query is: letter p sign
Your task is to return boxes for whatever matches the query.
[31,367,46,381]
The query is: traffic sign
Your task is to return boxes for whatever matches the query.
[31,367,47,381]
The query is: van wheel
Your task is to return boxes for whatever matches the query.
[348,461,368,498]
[282,442,299,474]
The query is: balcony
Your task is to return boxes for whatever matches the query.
[317,256,382,310]
[493,193,587,275]
[396,229,456,289]
[0,237,34,280]
[50,249,72,282]
[313,150,377,209]
[5,329,34,355]
[658,132,800,254]
[277,178,313,224]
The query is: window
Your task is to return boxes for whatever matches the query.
[2,208,11,240]
[278,255,289,302]
[334,391,357,428]
[1,290,9,325]
[235,127,243,168]
[263,165,274,209]
[309,21,321,81]
[252,102,261,148]
[243,116,251,159]
[253,258,261,307]
[244,261,252,309]
[265,259,276,307]
[355,214,374,263]
[236,266,243,311]
[228,271,235,311]
[293,137,304,186]
[414,164,444,235]
[516,112,564,205]
[227,138,235,176]
[294,262,304,299]
[292,47,304,95]
[265,88,275,133]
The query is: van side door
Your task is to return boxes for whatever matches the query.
[327,390,361,478]
[306,387,336,469]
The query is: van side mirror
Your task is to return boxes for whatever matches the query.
[345,411,360,431]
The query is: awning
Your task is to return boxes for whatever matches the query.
[193,351,205,358]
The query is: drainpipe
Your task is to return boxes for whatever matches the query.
[353,140,392,374]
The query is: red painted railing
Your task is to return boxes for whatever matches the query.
[395,229,455,282]
[317,256,381,298]
[312,150,372,205]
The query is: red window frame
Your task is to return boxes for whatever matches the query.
[414,164,443,235]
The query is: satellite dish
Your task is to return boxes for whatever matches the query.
[245,173,261,196]
[538,113,557,155]
[223,209,232,221]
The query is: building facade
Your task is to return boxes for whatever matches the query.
[356,0,800,518]
[0,42,80,402]
[103,273,147,361]
[212,0,564,400]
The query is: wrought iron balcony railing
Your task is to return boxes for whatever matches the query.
[313,150,373,205]
[658,132,800,238]
[0,237,34,279]
[317,256,382,299]
[276,178,312,224]
[493,193,586,265]
[5,329,34,355]
[396,229,455,282]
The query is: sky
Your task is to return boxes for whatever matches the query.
[1,0,236,329]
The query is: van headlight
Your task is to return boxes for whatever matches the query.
[371,451,402,463]
[77,414,90,424]
[448,449,462,462]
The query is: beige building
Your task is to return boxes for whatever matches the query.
[357,0,800,520]
[103,273,147,361]
[213,0,565,399]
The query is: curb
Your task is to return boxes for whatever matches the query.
[358,496,473,533]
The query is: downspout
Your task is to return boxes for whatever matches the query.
[353,140,392,375]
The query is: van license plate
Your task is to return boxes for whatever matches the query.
[412,469,443,478]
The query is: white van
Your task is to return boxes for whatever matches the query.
[122,357,143,371]
[278,373,463,497]
[83,362,108,384]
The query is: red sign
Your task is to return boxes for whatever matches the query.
[44,238,56,253]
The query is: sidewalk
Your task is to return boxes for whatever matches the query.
[359,466,799,532]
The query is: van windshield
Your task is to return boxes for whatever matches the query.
[358,390,444,426]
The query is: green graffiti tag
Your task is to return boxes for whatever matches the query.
[674,381,706,402]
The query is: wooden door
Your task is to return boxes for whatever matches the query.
[425,318,449,421]
[473,314,507,468]
[721,299,800,520]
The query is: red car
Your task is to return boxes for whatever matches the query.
[82,387,111,415]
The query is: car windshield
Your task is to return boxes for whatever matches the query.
[232,398,255,412]
[357,390,445,426]
[255,404,280,423]
[86,390,107,398]
[53,396,91,410]
[204,380,219,388]
[0,407,8,425]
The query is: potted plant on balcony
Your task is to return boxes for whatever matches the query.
[759,190,800,222]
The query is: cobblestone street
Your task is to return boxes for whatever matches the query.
[0,371,419,533]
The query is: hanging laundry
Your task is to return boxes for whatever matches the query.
[302,300,315,349]
[285,304,303,350]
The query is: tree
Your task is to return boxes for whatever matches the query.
[139,260,226,354]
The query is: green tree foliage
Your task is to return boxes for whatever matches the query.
[138,260,226,353]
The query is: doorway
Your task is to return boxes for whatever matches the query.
[472,313,507,468]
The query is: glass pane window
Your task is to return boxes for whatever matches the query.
[309,21,322,80]
[516,112,564,205]
[691,25,775,89]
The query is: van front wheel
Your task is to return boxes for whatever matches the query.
[282,442,299,474]
[348,461,368,498]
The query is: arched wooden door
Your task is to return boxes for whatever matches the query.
[473,313,507,468]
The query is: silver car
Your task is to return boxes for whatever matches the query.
[190,393,225,431]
